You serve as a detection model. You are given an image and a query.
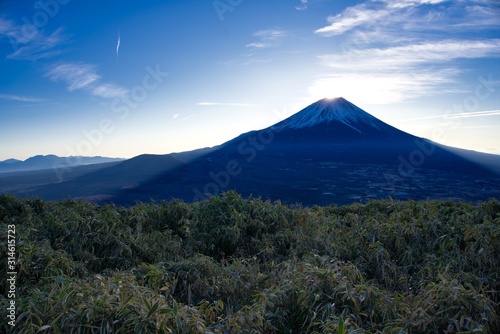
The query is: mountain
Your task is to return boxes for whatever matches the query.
[0,161,124,197]
[274,97,401,136]
[3,98,500,205]
[98,97,500,205]
[0,155,125,173]
[0,158,21,164]
[22,148,215,201]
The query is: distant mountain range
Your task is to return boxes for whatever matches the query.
[1,98,499,205]
[0,155,125,173]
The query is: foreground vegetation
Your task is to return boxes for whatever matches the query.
[0,192,499,333]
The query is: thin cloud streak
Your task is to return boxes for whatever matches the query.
[0,17,127,100]
[320,39,500,70]
[246,29,288,49]
[310,39,500,103]
[46,63,128,98]
[309,0,500,105]
[295,0,308,11]
[450,126,500,129]
[245,42,268,48]
[0,18,68,60]
[382,0,447,9]
[399,110,500,121]
[92,84,128,98]
[445,110,500,119]
[9,28,67,60]
[116,30,121,58]
[313,0,492,37]
[47,63,101,91]
[196,102,259,107]
[254,29,288,40]
[0,94,45,103]
[315,6,390,36]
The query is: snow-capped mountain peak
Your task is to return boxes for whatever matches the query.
[274,97,384,133]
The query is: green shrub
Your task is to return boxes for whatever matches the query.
[1,193,498,333]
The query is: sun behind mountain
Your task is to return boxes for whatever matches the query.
[273,97,397,135]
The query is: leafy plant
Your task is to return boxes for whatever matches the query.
[1,193,498,333]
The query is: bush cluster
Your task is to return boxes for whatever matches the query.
[0,192,499,333]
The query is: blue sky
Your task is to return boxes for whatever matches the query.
[1,0,499,160]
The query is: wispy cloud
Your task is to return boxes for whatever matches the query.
[320,39,500,71]
[400,110,500,121]
[0,94,45,103]
[255,29,288,40]
[382,0,448,9]
[450,126,500,129]
[172,113,195,121]
[314,0,498,37]
[446,5,500,31]
[47,63,101,91]
[309,0,500,104]
[243,29,290,65]
[92,83,128,98]
[46,63,128,98]
[196,102,258,107]
[314,6,390,36]
[246,29,288,49]
[245,42,268,48]
[446,110,500,119]
[0,18,68,60]
[116,30,121,58]
[308,70,456,104]
[295,0,308,11]
[0,17,127,100]
[311,39,500,103]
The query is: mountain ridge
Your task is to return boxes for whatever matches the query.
[1,98,499,205]
[264,97,409,144]
[110,98,499,205]
[274,97,385,131]
[0,155,125,173]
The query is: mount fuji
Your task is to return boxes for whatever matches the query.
[3,98,500,205]
[274,97,400,134]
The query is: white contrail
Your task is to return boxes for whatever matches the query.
[116,30,120,58]
[196,102,259,107]
[399,109,500,121]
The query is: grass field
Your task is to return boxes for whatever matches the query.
[1,192,499,333]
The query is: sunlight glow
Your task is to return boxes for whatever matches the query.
[309,76,411,105]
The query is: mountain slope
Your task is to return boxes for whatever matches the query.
[29,147,215,201]
[274,97,402,136]
[0,161,123,196]
[0,155,125,173]
[113,98,500,205]
[5,98,500,205]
